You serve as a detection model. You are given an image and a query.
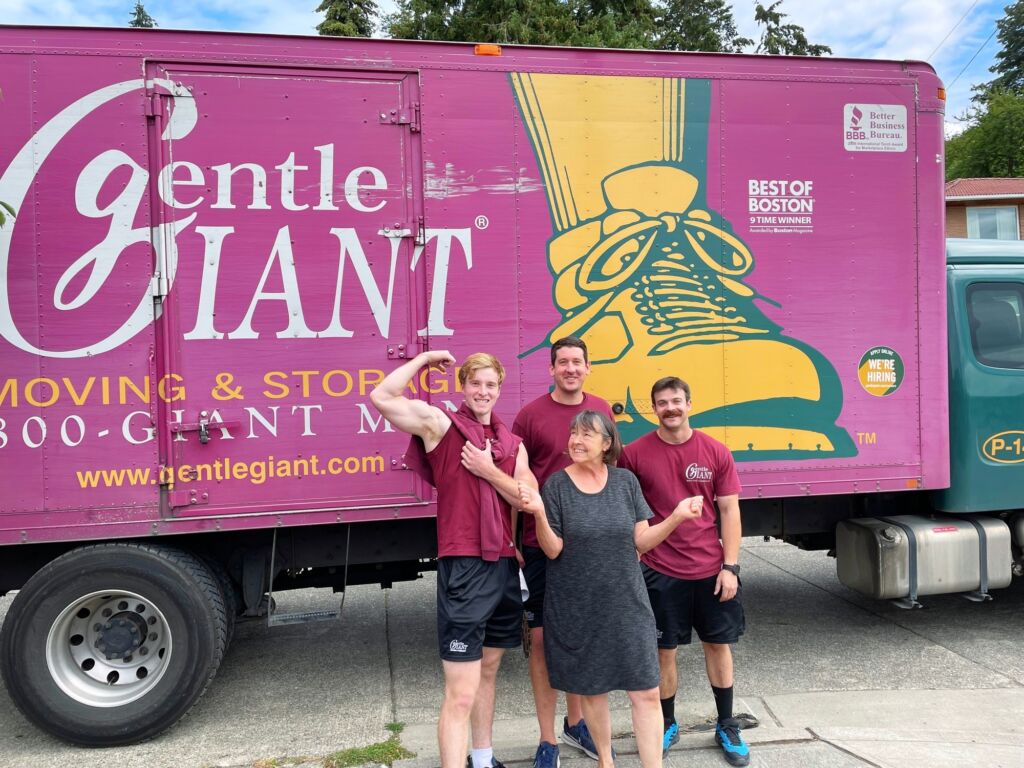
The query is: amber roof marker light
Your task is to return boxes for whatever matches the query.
[938,87,947,101]
[474,44,502,56]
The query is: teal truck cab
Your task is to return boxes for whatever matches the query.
[834,239,1024,606]
[939,238,1024,511]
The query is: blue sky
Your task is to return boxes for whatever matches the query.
[0,0,1010,133]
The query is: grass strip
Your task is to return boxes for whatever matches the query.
[323,733,413,768]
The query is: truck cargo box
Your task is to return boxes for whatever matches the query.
[0,27,947,544]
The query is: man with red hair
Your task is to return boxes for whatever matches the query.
[371,350,534,768]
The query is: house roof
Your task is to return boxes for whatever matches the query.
[946,177,1024,200]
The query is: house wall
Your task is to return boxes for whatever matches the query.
[947,203,967,237]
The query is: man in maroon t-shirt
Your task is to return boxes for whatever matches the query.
[512,337,614,768]
[371,350,534,768]
[619,377,750,767]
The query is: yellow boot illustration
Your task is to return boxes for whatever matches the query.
[512,73,855,458]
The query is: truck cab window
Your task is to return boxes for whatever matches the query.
[967,283,1024,369]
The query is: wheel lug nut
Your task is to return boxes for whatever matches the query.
[93,623,102,632]
[140,647,148,656]
[147,617,156,626]
[149,632,157,641]
[104,622,112,630]
[102,608,112,617]
[124,654,133,663]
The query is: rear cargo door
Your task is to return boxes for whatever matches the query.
[713,74,922,492]
[146,62,428,518]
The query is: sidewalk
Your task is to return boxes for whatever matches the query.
[395,689,1024,768]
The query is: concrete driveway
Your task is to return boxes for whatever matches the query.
[1,539,1022,767]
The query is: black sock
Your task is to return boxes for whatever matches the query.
[660,696,676,728]
[712,685,733,722]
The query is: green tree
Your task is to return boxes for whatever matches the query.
[754,0,830,56]
[989,0,1024,93]
[385,0,655,48]
[946,89,1024,179]
[316,0,379,37]
[128,1,157,28]
[385,0,465,42]
[973,0,1024,105]
[655,0,751,52]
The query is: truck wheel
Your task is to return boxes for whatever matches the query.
[0,543,227,746]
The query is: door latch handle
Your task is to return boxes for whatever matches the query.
[171,411,240,444]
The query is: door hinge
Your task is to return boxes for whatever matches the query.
[150,273,168,300]
[145,81,193,119]
[386,343,415,359]
[378,102,420,132]
[144,91,163,119]
[381,216,425,245]
[168,487,209,508]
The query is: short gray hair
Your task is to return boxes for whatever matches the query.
[568,410,622,465]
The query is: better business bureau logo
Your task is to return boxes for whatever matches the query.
[843,103,907,153]
[848,106,864,134]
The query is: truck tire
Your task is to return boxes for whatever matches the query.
[0,542,227,746]
[201,555,240,647]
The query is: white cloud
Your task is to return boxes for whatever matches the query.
[1,0,1006,132]
[732,0,1004,130]
[0,0,323,35]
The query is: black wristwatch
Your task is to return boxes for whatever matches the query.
[721,563,740,576]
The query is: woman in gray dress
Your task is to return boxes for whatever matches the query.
[517,410,703,768]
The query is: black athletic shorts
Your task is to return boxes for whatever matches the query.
[437,556,523,661]
[642,565,745,647]
[521,545,548,629]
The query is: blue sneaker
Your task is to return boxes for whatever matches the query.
[714,718,750,766]
[561,716,601,760]
[662,721,679,755]
[532,741,560,768]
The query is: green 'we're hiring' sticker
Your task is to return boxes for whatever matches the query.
[858,347,904,397]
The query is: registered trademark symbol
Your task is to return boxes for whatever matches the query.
[474,215,489,230]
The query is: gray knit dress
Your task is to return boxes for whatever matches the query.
[541,466,660,695]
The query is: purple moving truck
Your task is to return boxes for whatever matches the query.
[4,25,1017,747]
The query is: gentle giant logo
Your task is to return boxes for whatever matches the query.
[0,79,474,359]
[982,430,1024,464]
[685,463,712,482]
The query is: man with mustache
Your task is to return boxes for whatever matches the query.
[618,377,749,767]
[512,336,615,768]
[371,350,533,768]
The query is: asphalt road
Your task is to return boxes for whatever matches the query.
[1,539,1023,768]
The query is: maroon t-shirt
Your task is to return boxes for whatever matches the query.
[619,429,741,580]
[512,392,614,547]
[426,423,517,559]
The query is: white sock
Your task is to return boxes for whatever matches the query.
[471,747,494,768]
